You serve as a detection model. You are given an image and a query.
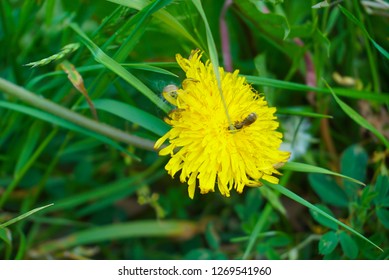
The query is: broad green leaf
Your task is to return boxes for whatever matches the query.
[69,23,171,114]
[310,204,338,231]
[78,99,170,136]
[339,231,359,259]
[319,231,339,255]
[374,175,389,206]
[376,208,389,230]
[245,76,389,103]
[35,220,199,254]
[266,233,292,248]
[234,0,290,40]
[339,5,389,60]
[0,204,53,228]
[265,182,382,251]
[308,173,349,208]
[340,145,368,199]
[283,162,365,186]
[0,101,139,160]
[326,80,389,149]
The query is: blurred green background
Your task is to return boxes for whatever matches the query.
[0,0,389,260]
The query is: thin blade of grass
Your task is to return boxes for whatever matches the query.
[242,203,273,259]
[283,162,365,186]
[323,79,389,149]
[76,170,165,217]
[14,122,42,175]
[44,158,164,214]
[27,63,178,90]
[35,220,199,254]
[0,204,54,228]
[245,76,389,103]
[265,182,382,251]
[69,23,171,113]
[107,0,199,46]
[77,99,170,136]
[338,5,389,60]
[277,109,332,119]
[0,101,139,160]
[191,0,233,128]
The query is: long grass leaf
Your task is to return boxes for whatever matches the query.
[323,79,389,149]
[0,101,139,160]
[78,99,170,136]
[277,109,332,119]
[27,63,178,90]
[69,23,171,113]
[265,182,382,251]
[107,0,199,46]
[245,76,389,103]
[14,122,42,175]
[191,0,233,127]
[242,204,273,259]
[35,220,199,254]
[283,162,365,186]
[0,204,53,228]
[338,5,389,60]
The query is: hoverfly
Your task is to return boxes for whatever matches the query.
[229,112,257,130]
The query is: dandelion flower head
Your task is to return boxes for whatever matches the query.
[155,50,290,199]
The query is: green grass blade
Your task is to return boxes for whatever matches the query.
[192,0,233,127]
[27,63,178,90]
[0,101,139,160]
[277,109,332,119]
[35,220,199,254]
[44,177,141,214]
[69,23,171,113]
[121,63,178,77]
[245,76,389,103]
[0,204,54,228]
[265,182,382,251]
[14,122,42,175]
[44,158,164,213]
[283,162,365,186]
[242,204,273,259]
[107,0,199,46]
[323,79,389,149]
[338,5,389,60]
[78,99,170,136]
[76,170,165,217]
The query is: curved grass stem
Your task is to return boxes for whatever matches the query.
[0,78,156,151]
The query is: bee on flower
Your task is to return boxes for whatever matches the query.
[155,50,290,199]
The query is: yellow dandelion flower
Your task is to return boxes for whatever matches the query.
[155,50,290,199]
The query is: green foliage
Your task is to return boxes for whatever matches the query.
[308,145,389,259]
[0,0,388,260]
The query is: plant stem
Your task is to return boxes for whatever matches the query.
[0,78,156,151]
